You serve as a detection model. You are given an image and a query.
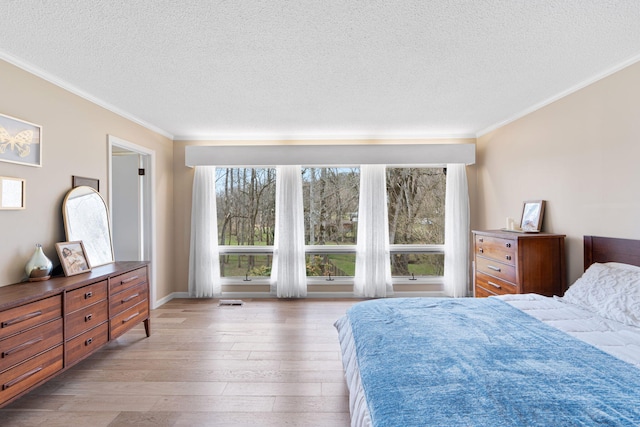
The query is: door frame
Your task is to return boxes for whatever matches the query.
[108,135,157,308]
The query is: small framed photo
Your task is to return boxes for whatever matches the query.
[56,241,92,276]
[0,176,25,210]
[520,200,546,232]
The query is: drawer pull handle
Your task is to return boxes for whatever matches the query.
[85,314,93,322]
[478,248,484,253]
[85,291,93,299]
[487,281,502,289]
[85,338,93,346]
[121,293,139,304]
[506,243,511,248]
[2,337,44,358]
[487,265,501,272]
[505,255,512,261]
[3,366,43,390]
[1,310,42,328]
[122,312,139,324]
[121,276,139,285]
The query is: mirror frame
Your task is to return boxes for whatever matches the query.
[62,185,115,267]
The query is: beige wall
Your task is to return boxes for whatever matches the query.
[173,139,477,294]
[0,60,175,303]
[476,61,640,285]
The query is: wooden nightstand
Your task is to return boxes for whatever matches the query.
[472,230,566,297]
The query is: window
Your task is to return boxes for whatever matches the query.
[219,254,272,279]
[302,167,359,280]
[216,168,276,278]
[214,166,446,285]
[305,253,357,277]
[386,167,446,279]
[302,167,359,246]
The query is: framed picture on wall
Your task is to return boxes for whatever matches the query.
[0,176,25,210]
[520,200,545,232]
[0,113,42,167]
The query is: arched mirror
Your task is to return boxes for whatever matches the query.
[63,186,115,267]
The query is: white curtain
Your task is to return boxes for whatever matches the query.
[188,166,222,297]
[270,165,307,298]
[444,163,470,297]
[354,164,392,298]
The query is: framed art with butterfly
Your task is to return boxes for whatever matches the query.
[0,113,42,167]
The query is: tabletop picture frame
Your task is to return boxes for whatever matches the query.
[520,200,545,232]
[55,241,92,276]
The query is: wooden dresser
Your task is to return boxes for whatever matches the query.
[0,261,150,407]
[473,230,566,298]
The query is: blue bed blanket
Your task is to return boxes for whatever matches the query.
[343,297,640,427]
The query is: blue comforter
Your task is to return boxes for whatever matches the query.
[344,297,640,426]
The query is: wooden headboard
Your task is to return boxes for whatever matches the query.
[584,235,640,270]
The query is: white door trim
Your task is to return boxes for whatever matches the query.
[108,135,158,309]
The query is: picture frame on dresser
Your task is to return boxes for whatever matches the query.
[520,200,545,232]
[55,241,91,276]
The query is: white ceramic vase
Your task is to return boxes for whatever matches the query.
[25,243,53,281]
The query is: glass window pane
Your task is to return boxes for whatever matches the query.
[220,254,272,278]
[305,253,356,277]
[390,253,444,277]
[216,168,276,246]
[302,168,359,245]
[386,168,446,245]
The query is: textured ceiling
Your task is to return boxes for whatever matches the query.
[1,1,640,140]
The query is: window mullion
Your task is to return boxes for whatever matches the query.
[389,244,444,254]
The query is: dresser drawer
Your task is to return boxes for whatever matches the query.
[475,284,498,298]
[110,301,148,340]
[110,267,147,294]
[65,280,108,313]
[65,300,108,339]
[475,272,517,296]
[0,345,63,404]
[0,318,62,373]
[476,256,516,283]
[65,322,109,366]
[0,296,62,340]
[110,282,148,317]
[475,235,516,265]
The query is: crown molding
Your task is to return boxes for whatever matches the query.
[0,51,174,140]
[477,53,640,137]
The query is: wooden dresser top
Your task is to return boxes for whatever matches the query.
[0,261,148,311]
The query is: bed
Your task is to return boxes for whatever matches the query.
[335,236,640,426]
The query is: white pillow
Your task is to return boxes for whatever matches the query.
[563,263,640,327]
[604,262,640,272]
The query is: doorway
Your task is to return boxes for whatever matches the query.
[108,135,156,307]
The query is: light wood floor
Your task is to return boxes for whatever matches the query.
[0,298,361,427]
